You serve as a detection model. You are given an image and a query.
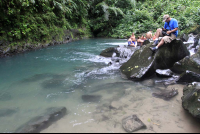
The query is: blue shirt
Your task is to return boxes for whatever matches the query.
[164,18,178,37]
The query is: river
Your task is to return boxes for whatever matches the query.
[0,38,200,133]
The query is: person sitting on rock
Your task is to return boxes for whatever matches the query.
[137,35,146,46]
[128,36,136,47]
[129,32,136,41]
[141,35,146,41]
[146,31,153,40]
[150,14,178,53]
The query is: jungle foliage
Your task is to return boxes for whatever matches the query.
[0,0,199,46]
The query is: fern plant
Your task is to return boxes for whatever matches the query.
[96,1,124,21]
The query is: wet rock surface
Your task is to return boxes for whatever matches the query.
[170,53,200,75]
[156,69,174,78]
[152,88,178,100]
[15,107,67,133]
[177,70,200,83]
[182,82,200,119]
[100,47,120,57]
[122,115,146,132]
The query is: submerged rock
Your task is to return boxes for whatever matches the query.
[21,73,54,83]
[41,78,65,89]
[15,107,67,133]
[122,115,146,132]
[152,88,178,100]
[0,108,18,117]
[182,82,200,119]
[82,95,102,103]
[141,79,155,87]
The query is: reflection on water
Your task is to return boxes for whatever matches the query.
[0,38,200,133]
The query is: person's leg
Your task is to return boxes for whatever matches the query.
[152,28,162,46]
[157,38,165,48]
[150,34,176,52]
[155,28,162,38]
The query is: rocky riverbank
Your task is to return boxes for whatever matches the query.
[99,32,200,132]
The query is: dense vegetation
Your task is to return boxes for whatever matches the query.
[0,0,199,47]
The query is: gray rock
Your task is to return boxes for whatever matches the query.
[100,47,120,57]
[143,40,150,45]
[182,82,200,119]
[141,79,155,87]
[156,69,173,78]
[181,34,189,42]
[15,107,67,133]
[152,88,178,100]
[177,70,200,83]
[170,48,200,74]
[122,115,146,132]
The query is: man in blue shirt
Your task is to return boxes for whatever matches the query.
[150,14,178,52]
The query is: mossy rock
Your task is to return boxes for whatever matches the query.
[170,48,200,74]
[182,82,200,119]
[177,70,200,83]
[100,47,120,57]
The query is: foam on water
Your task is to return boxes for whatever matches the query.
[100,42,128,46]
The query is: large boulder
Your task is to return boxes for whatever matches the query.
[182,82,200,119]
[120,39,190,80]
[170,48,200,74]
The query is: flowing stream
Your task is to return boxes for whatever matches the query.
[0,38,200,133]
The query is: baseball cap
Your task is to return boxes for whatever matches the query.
[163,14,169,22]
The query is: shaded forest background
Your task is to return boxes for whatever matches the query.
[0,0,199,47]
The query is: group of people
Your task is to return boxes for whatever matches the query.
[127,14,179,53]
[128,31,156,47]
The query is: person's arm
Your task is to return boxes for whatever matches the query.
[167,27,178,34]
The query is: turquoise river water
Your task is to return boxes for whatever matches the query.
[0,38,200,133]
